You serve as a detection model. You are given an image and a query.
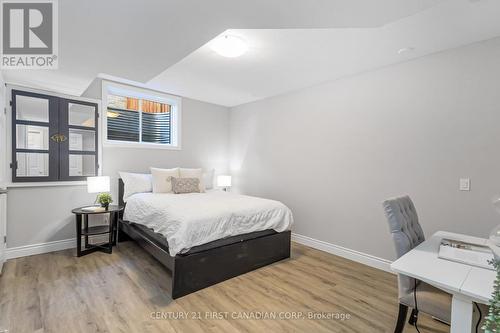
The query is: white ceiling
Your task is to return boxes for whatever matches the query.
[148,0,500,106]
[1,0,441,95]
[3,0,500,107]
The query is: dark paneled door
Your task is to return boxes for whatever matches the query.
[11,90,99,182]
[58,99,98,181]
[11,90,59,182]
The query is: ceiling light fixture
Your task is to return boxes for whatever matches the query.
[210,35,248,58]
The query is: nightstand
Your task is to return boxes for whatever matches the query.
[71,205,124,257]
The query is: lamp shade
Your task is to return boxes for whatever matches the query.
[87,176,110,193]
[217,175,232,187]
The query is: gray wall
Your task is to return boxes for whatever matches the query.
[0,71,5,184]
[103,98,230,195]
[229,37,500,261]
[7,186,96,247]
[6,97,229,248]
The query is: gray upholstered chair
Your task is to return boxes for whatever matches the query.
[383,195,452,333]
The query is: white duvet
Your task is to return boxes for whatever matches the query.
[123,191,293,256]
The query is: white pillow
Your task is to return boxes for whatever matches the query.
[180,168,205,192]
[202,169,215,190]
[119,172,152,202]
[151,167,180,193]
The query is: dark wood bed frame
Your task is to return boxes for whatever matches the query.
[117,179,291,299]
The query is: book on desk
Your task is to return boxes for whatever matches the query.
[438,238,494,270]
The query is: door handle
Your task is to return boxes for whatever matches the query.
[50,134,67,143]
[50,134,60,142]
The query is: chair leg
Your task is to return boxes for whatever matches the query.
[394,304,408,333]
[408,309,419,326]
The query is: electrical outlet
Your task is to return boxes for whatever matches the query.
[459,178,470,191]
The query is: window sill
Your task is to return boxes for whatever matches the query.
[6,181,87,188]
[103,141,181,150]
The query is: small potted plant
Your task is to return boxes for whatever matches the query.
[96,193,113,210]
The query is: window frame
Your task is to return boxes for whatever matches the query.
[101,81,182,150]
[9,87,100,184]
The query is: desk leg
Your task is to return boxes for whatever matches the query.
[451,294,473,333]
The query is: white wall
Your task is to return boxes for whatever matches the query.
[7,186,96,248]
[6,93,229,249]
[103,98,230,196]
[0,72,5,185]
[0,71,6,269]
[230,37,500,261]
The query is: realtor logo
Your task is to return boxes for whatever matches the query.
[1,0,58,69]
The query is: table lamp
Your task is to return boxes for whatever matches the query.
[217,175,232,191]
[87,176,112,209]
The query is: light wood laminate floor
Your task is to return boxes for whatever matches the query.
[0,242,448,333]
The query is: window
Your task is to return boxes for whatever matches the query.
[103,82,180,149]
[107,95,171,144]
[11,90,98,182]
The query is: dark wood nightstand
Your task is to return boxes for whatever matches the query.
[72,205,124,257]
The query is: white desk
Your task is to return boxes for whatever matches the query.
[391,231,494,333]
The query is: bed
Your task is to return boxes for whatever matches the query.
[117,179,292,299]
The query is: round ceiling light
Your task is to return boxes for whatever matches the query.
[210,35,248,58]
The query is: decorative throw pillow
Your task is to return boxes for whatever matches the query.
[179,168,205,192]
[119,172,152,201]
[150,167,180,193]
[171,177,201,194]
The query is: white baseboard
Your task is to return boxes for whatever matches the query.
[4,233,393,274]
[5,238,76,260]
[292,233,393,273]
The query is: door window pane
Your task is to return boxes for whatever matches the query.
[16,95,49,122]
[16,152,49,177]
[68,103,95,127]
[16,125,49,150]
[69,129,95,151]
[69,155,95,177]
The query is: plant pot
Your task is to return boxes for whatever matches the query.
[100,203,109,210]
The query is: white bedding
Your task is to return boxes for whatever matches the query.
[123,190,293,256]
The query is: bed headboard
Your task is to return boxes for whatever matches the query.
[118,178,125,208]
